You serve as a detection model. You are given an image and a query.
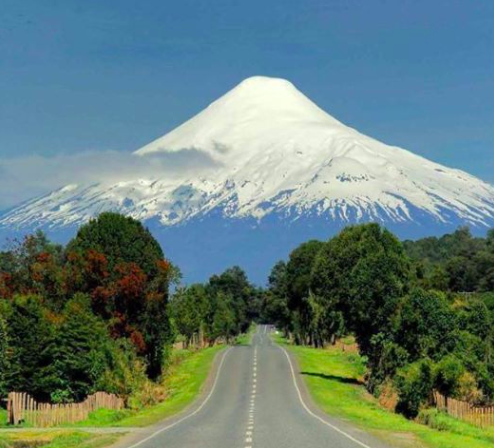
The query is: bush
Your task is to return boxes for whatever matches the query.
[395,359,434,418]
[434,355,465,398]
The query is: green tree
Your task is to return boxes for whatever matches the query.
[311,224,410,358]
[260,261,291,334]
[395,359,434,418]
[171,285,208,348]
[395,289,457,362]
[210,292,236,344]
[6,296,56,400]
[46,294,111,402]
[285,240,324,345]
[142,291,174,379]
[67,212,164,279]
[208,266,254,334]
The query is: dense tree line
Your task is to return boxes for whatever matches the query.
[170,266,260,347]
[0,213,176,403]
[404,227,494,292]
[0,212,257,406]
[262,224,494,418]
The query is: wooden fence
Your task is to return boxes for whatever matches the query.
[7,391,124,427]
[434,391,494,427]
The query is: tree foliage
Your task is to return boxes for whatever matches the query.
[0,213,176,401]
[265,223,494,418]
[66,212,164,279]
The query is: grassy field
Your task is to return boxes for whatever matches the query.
[276,334,494,448]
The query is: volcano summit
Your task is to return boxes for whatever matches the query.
[2,76,494,281]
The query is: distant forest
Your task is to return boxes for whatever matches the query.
[403,227,494,294]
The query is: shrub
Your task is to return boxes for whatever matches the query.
[433,355,466,398]
[395,359,434,418]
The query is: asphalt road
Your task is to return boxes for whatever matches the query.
[118,326,393,448]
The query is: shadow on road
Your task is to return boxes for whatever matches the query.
[300,371,364,385]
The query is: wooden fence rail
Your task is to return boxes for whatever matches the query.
[434,391,494,427]
[7,391,124,427]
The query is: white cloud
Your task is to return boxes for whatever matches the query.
[0,149,219,210]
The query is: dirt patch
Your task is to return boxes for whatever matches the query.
[378,381,398,411]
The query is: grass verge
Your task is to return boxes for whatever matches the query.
[235,325,256,346]
[276,335,494,448]
[76,344,225,427]
[0,430,120,448]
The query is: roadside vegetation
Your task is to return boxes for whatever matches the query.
[76,345,224,427]
[0,212,258,447]
[0,431,120,448]
[261,224,494,426]
[277,334,494,448]
[2,212,494,446]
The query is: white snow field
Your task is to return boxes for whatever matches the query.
[2,76,494,230]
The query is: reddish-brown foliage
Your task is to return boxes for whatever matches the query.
[157,259,171,274]
[0,272,13,300]
[85,250,109,282]
[130,329,147,354]
[91,286,115,318]
[115,263,147,300]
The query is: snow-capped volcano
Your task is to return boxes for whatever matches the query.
[1,76,494,281]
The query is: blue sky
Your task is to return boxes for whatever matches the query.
[0,0,493,208]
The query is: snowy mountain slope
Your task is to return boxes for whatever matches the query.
[2,75,494,234]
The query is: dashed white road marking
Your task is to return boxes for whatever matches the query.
[245,343,259,448]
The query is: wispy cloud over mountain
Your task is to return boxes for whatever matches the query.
[0,149,219,210]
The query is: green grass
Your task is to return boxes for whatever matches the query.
[277,335,494,448]
[77,344,225,427]
[0,410,7,428]
[235,324,256,346]
[0,430,120,448]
